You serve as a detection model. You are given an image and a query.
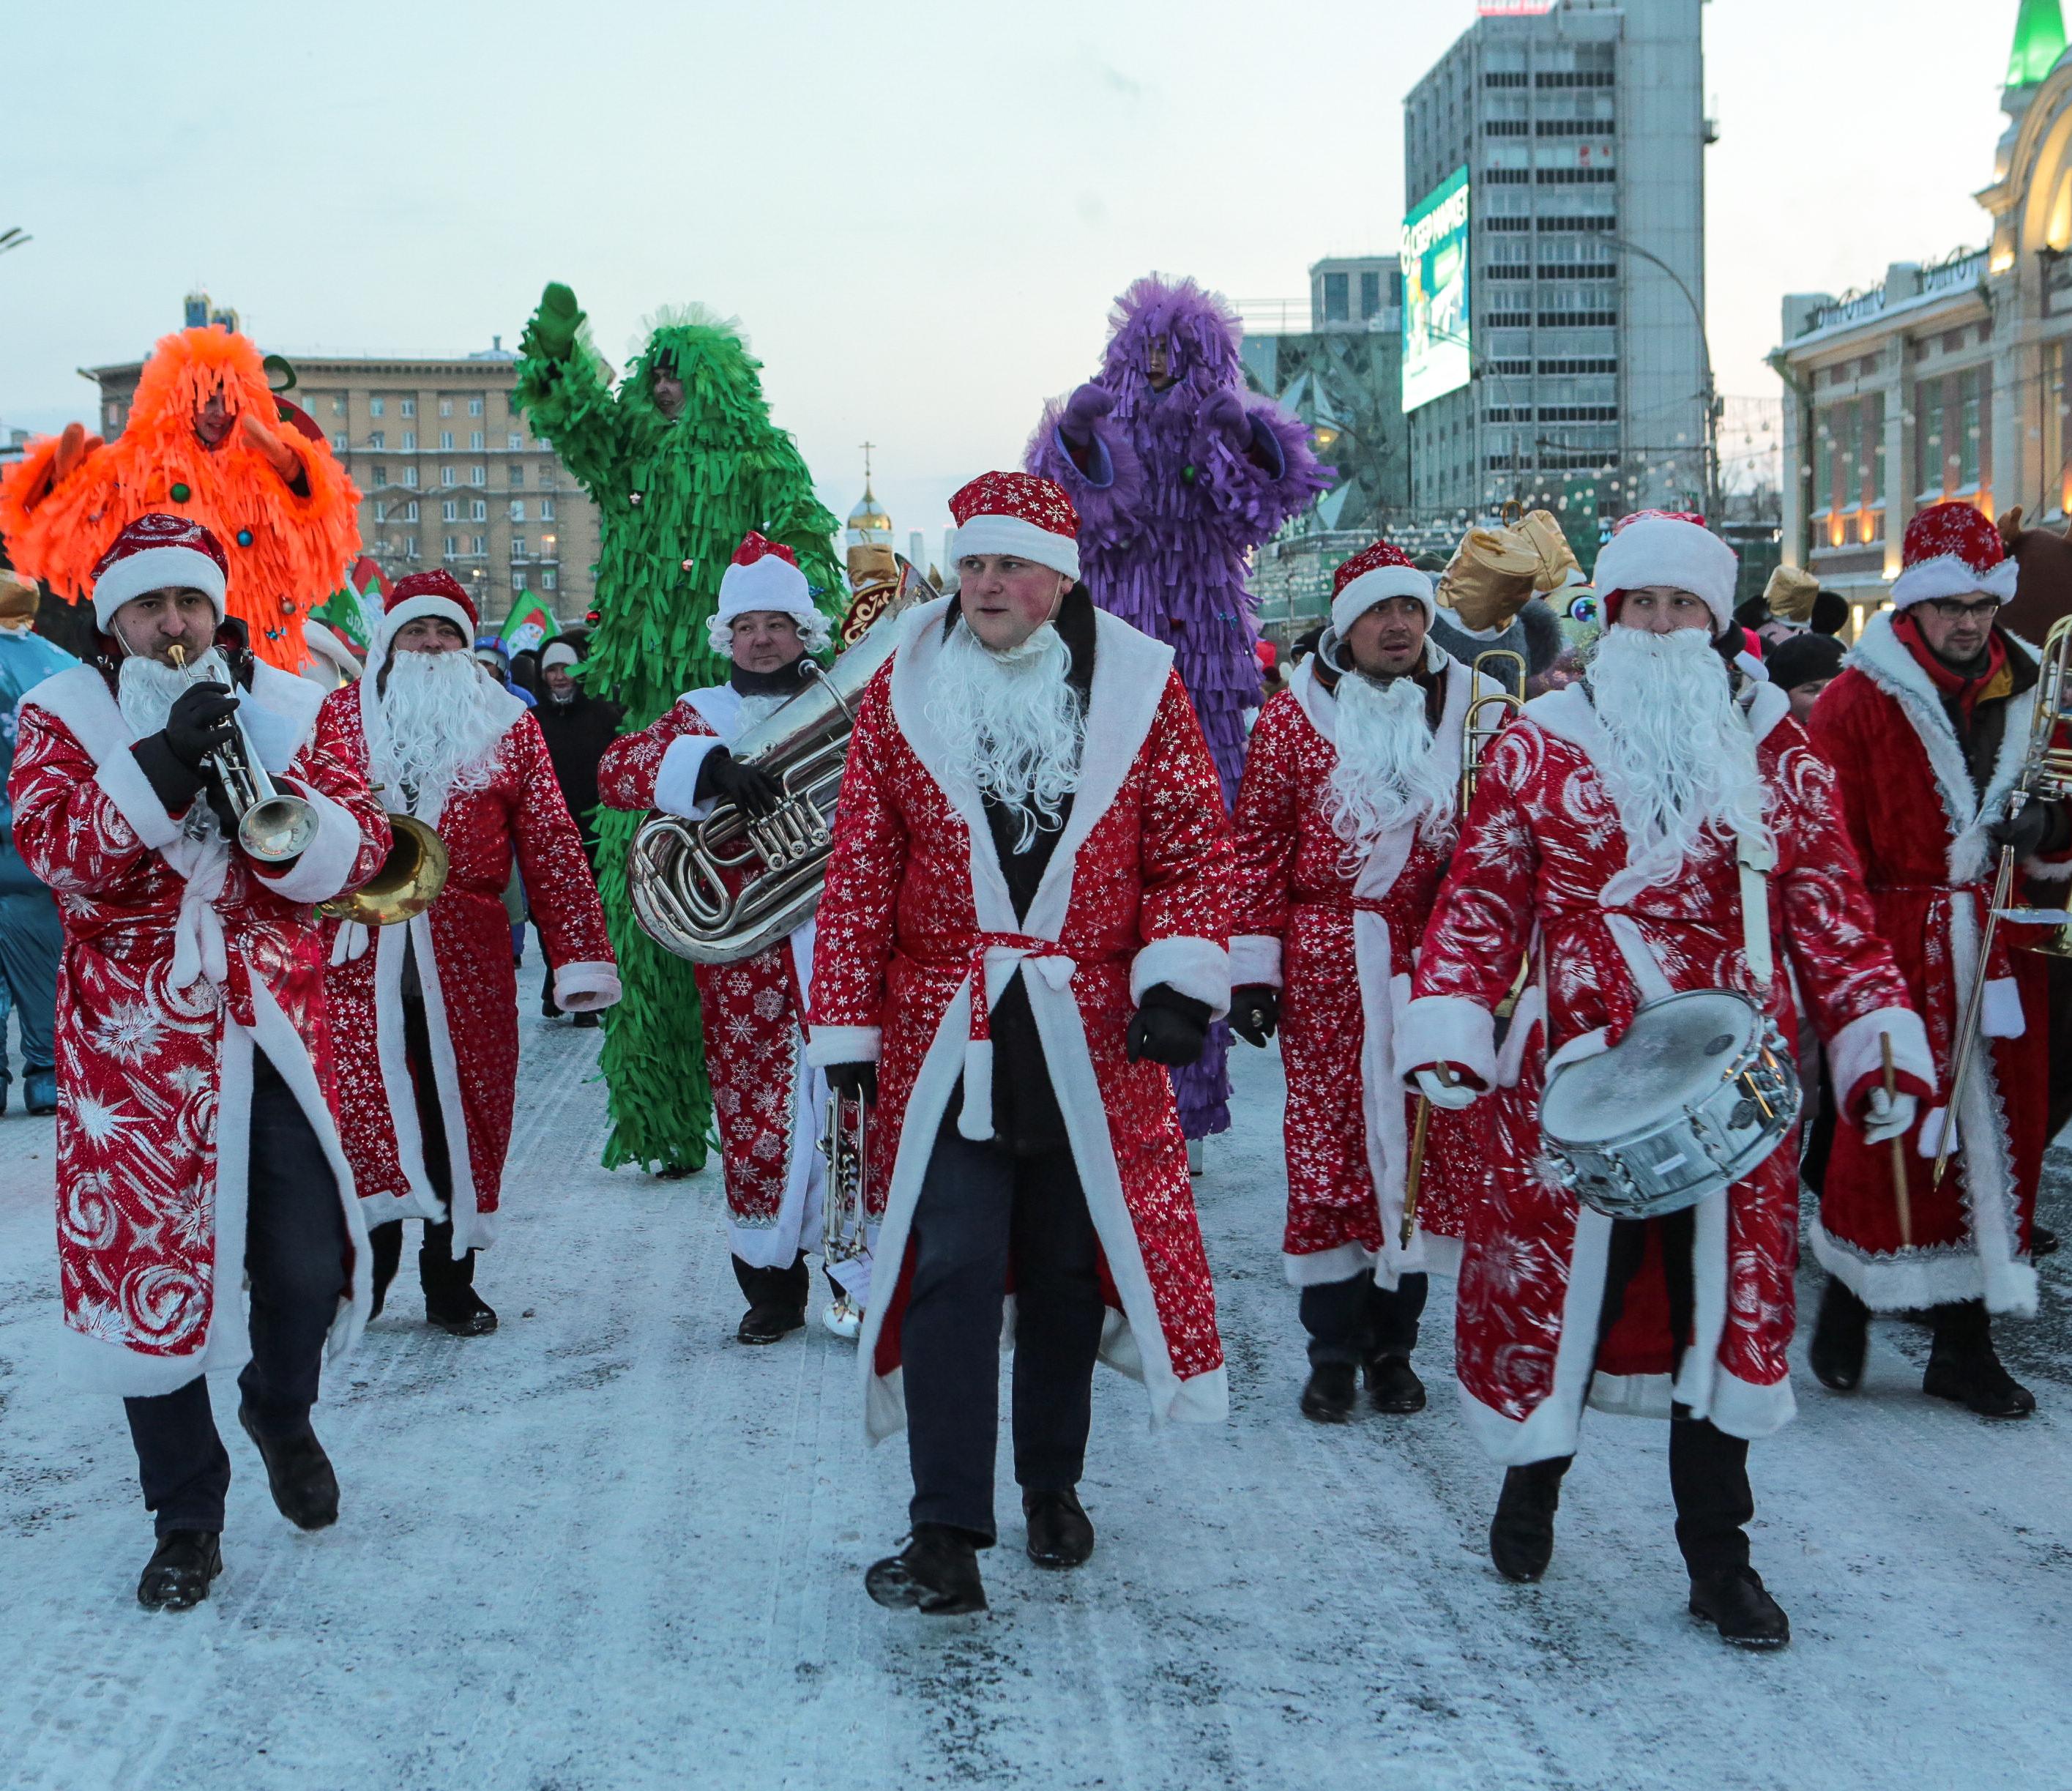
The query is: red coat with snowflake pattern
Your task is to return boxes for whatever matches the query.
[1229,652,1493,1287]
[319,682,618,1250]
[1401,683,1930,1463]
[10,662,390,1394]
[808,598,1233,1440]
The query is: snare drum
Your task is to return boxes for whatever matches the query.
[1540,988,1800,1222]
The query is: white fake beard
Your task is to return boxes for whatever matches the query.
[1327,671,1456,865]
[117,646,231,737]
[1585,625,1770,884]
[373,649,513,816]
[925,620,1085,853]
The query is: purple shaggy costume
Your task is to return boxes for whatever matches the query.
[1028,274,1330,1139]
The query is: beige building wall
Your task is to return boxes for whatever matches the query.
[89,343,601,631]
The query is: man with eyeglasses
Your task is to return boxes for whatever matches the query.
[1805,501,2070,1419]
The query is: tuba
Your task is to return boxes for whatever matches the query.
[627,557,932,964]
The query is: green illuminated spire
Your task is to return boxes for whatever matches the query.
[2010,0,2067,87]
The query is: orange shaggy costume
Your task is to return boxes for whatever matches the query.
[0,327,359,671]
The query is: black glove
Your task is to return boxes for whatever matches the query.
[1125,983,1212,1067]
[164,681,239,772]
[825,1061,878,1106]
[1229,984,1280,1049]
[696,747,784,819]
[1989,802,2061,858]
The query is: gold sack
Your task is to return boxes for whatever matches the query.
[1436,524,1541,631]
[1515,510,1583,594]
[1762,564,1819,625]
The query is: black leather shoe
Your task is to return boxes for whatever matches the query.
[1808,1277,1869,1392]
[138,1530,223,1611]
[237,1407,340,1531]
[2032,1222,2059,1259]
[1365,1353,1427,1414]
[1300,1361,1358,1424]
[737,1302,806,1345]
[1923,1344,2037,1418]
[1489,1460,1566,1582]
[425,1285,499,1337]
[1023,1489,1095,1569]
[573,1012,600,1029]
[1689,1565,1791,1649]
[865,1524,987,1613]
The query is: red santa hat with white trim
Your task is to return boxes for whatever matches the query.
[1330,540,1434,636]
[707,531,829,655]
[90,513,229,630]
[1591,510,1740,634]
[949,472,1081,581]
[1887,501,2018,608]
[372,570,479,665]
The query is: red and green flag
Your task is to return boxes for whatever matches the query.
[311,554,387,650]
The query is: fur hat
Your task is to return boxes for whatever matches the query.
[1888,502,2018,609]
[1331,540,1434,635]
[90,513,229,629]
[949,472,1081,580]
[372,570,477,666]
[707,532,830,656]
[1592,510,1740,634]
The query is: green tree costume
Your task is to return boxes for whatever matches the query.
[515,286,843,1174]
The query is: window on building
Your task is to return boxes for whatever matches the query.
[441,466,455,486]
[510,464,526,487]
[471,466,485,485]
[512,537,526,558]
[540,498,555,521]
[469,396,483,416]
[508,433,523,451]
[2049,343,2070,513]
[510,500,526,522]
[1322,272,1349,322]
[470,431,484,451]
[443,499,459,522]
[473,535,486,556]
[405,535,419,558]
[540,466,557,490]
[401,398,416,417]
[1359,272,1382,319]
[403,466,419,488]
[371,463,387,487]
[444,535,458,556]
[332,396,346,416]
[370,397,386,418]
[472,499,486,521]
[368,431,384,451]
[439,398,453,417]
[542,569,558,592]
[404,501,419,521]
[332,433,349,451]
[373,501,387,523]
[440,431,454,451]
[401,431,416,451]
[1959,368,1983,489]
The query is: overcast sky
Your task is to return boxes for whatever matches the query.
[0,0,2019,548]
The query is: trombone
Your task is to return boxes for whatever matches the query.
[166,645,318,863]
[1403,648,1529,1248]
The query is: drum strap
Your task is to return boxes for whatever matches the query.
[1735,827,1776,994]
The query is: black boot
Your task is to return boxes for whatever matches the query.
[865,1524,988,1613]
[422,1238,496,1337]
[2032,1222,2059,1259]
[1923,1300,2035,1418]
[1689,1565,1792,1649]
[737,1303,806,1344]
[237,1406,340,1530]
[1365,1353,1426,1415]
[137,1530,223,1611]
[1489,1458,1568,1582]
[1022,1489,1095,1569]
[734,1253,808,1344]
[367,1219,403,1322]
[1808,1276,1869,1392]
[1300,1360,1358,1424]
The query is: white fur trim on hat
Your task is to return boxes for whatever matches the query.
[540,641,579,671]
[950,514,1081,581]
[1592,515,1740,632]
[1888,554,2020,610]
[92,545,227,630]
[1331,567,1435,637]
[373,595,473,665]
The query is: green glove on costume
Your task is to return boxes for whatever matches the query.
[513,288,843,1177]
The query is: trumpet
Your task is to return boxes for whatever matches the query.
[821,1086,871,1267]
[167,645,318,863]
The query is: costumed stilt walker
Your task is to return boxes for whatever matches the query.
[809,474,1233,1615]
[320,572,619,1336]
[513,286,843,1178]
[1026,276,1329,1149]
[1228,543,1500,1423]
[1803,502,2070,1417]
[1401,511,1933,1648]
[597,533,869,1342]
[0,327,360,672]
[7,516,389,1610]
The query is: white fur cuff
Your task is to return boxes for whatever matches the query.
[1130,936,1231,1019]
[653,736,725,819]
[805,1024,882,1068]
[1395,994,1498,1088]
[1825,1006,1935,1117]
[1229,934,1283,990]
[254,783,370,905]
[553,961,622,1013]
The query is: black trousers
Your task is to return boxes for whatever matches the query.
[733,1251,810,1312]
[1567,1208,1754,1581]
[903,1122,1107,1542]
[370,997,477,1304]
[1300,1270,1426,1370]
[122,1049,351,1535]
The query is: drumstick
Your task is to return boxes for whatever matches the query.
[1881,1033,1912,1250]
[1401,1065,1456,1250]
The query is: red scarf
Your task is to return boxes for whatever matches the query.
[1893,610,2010,728]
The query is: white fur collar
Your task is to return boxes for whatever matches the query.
[23,658,324,773]
[1845,608,2035,884]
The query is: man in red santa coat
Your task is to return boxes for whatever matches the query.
[1804,501,2070,1418]
[1229,540,1499,1423]
[1402,510,1932,1649]
[597,531,871,1343]
[808,472,1232,1615]
[319,572,619,1337]
[8,514,390,1610]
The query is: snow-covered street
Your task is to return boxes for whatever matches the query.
[3,1009,2071,1791]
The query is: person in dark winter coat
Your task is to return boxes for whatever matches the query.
[532,637,625,1023]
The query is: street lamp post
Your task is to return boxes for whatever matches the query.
[1604,234,1721,521]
